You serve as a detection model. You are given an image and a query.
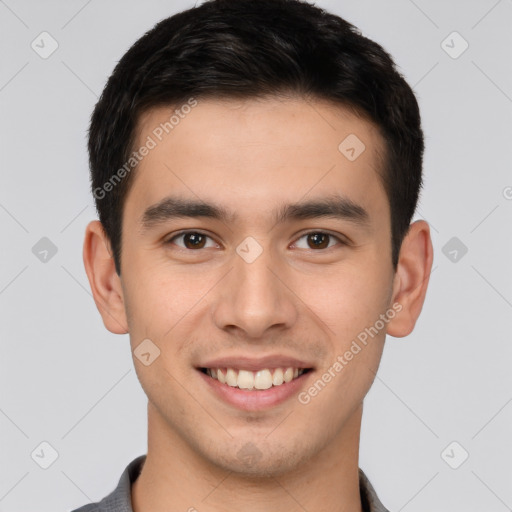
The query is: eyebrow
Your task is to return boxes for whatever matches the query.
[140,194,370,232]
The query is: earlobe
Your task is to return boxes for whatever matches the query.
[83,220,129,334]
[387,220,434,338]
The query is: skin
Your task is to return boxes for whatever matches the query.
[83,96,433,512]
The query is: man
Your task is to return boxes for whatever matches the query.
[75,0,433,510]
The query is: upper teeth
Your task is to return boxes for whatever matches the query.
[206,367,305,390]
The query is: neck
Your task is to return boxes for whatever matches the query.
[132,403,364,512]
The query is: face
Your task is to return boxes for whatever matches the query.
[103,97,402,476]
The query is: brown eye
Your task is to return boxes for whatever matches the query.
[307,232,329,249]
[167,231,216,250]
[182,233,206,249]
[293,231,344,250]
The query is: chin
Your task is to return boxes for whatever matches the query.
[210,439,313,478]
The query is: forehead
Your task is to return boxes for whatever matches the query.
[127,96,388,224]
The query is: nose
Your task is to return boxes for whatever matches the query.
[211,244,298,340]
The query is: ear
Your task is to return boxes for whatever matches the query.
[83,220,128,334]
[387,220,433,337]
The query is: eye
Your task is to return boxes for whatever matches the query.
[293,231,345,250]
[165,231,218,250]
[165,230,346,252]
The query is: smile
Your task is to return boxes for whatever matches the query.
[200,367,311,391]
[197,365,314,411]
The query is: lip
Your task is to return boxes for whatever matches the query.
[197,367,314,411]
[197,355,315,372]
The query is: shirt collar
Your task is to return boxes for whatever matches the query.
[77,455,390,512]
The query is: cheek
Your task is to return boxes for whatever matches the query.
[122,263,215,353]
[294,263,392,341]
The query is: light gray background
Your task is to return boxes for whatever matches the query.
[1,1,511,511]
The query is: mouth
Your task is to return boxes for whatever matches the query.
[198,366,313,391]
[196,364,314,411]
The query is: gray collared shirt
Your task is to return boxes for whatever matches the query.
[70,455,390,512]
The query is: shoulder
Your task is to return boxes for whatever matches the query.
[69,455,146,512]
[70,504,101,512]
[359,468,391,512]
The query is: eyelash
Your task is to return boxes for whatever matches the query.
[164,230,348,251]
